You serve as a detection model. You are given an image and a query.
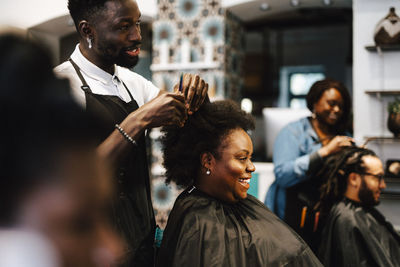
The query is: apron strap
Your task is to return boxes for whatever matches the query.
[121,80,134,102]
[69,58,92,93]
[69,58,135,103]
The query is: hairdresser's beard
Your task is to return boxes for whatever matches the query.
[358,178,380,207]
[96,41,140,69]
[115,52,139,69]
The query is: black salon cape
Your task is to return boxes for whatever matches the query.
[319,198,400,267]
[156,188,322,267]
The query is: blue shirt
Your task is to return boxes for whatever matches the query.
[265,117,323,219]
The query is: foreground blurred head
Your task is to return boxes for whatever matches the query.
[0,33,123,267]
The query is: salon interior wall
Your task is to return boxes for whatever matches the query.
[278,26,352,98]
[354,0,400,228]
[0,0,157,30]
[244,25,352,112]
[225,11,246,101]
[151,0,225,97]
[353,0,400,161]
[151,0,245,101]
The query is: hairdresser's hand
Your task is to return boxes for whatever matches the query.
[130,92,187,128]
[97,92,186,164]
[173,73,208,115]
[318,135,355,158]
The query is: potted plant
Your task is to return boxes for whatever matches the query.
[387,98,400,137]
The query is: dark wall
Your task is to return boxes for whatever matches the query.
[243,22,352,115]
[243,19,352,161]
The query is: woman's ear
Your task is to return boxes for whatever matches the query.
[309,102,317,119]
[200,152,214,170]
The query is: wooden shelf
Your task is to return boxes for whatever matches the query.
[365,90,400,95]
[381,177,400,197]
[385,177,400,183]
[381,193,400,199]
[150,61,221,71]
[363,136,400,145]
[365,45,400,52]
[365,90,400,97]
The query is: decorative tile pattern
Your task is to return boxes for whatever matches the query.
[152,72,177,91]
[153,20,178,46]
[200,16,224,44]
[173,46,201,63]
[152,177,180,211]
[152,70,224,98]
[152,0,224,65]
[177,0,202,20]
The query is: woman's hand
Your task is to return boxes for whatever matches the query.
[318,135,355,158]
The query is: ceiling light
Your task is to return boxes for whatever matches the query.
[241,98,253,114]
[323,0,332,5]
[67,18,75,27]
[290,0,300,7]
[260,2,270,11]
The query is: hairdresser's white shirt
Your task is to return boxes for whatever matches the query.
[54,44,159,108]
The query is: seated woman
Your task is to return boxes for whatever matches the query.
[156,100,322,267]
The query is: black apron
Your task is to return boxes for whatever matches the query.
[69,59,156,267]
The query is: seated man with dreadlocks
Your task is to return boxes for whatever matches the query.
[317,146,400,267]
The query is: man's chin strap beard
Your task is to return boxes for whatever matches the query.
[116,56,139,69]
[358,179,379,207]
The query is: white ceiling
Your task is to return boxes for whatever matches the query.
[226,0,352,23]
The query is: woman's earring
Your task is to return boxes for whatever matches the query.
[87,37,92,49]
[206,169,211,175]
[311,112,316,119]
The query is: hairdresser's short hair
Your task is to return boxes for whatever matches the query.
[68,0,110,32]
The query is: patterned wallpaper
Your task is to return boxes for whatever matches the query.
[151,0,226,99]
[152,0,224,63]
[150,0,245,229]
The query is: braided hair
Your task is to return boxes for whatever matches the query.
[316,146,377,215]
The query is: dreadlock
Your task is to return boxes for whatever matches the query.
[316,146,376,215]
